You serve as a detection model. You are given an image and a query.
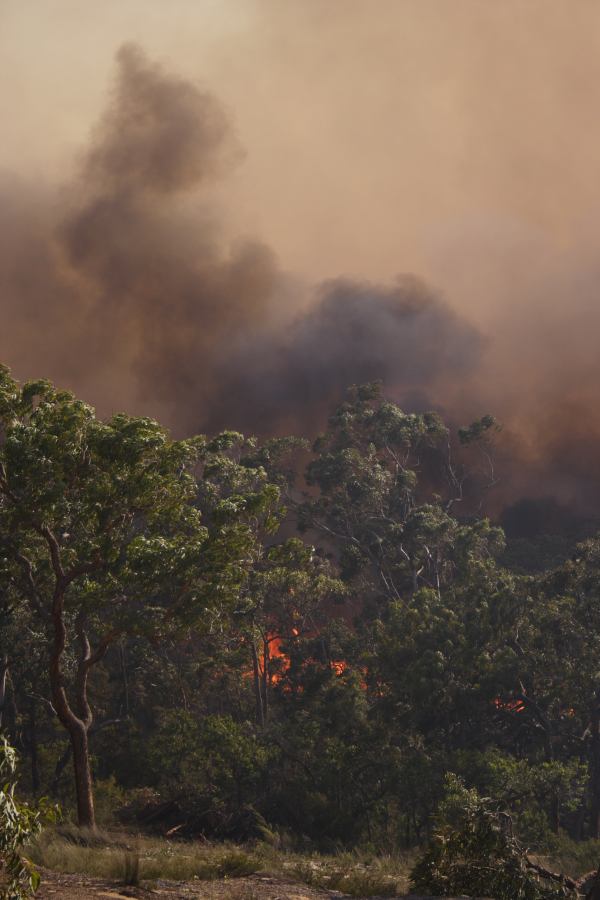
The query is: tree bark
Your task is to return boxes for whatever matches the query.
[590,689,600,839]
[48,576,111,830]
[0,655,8,729]
[28,698,40,796]
[251,642,264,727]
[70,722,95,829]
[51,742,72,798]
[262,637,269,723]
[50,717,122,799]
[549,792,560,835]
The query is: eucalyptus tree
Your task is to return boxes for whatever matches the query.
[0,368,282,829]
[496,539,600,837]
[299,382,499,609]
[193,431,343,726]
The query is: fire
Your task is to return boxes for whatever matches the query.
[259,635,291,684]
[494,697,526,713]
[243,629,357,692]
[256,632,352,685]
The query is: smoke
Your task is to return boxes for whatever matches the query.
[57,43,286,428]
[0,44,480,435]
[1,38,600,523]
[0,45,285,428]
[206,276,481,434]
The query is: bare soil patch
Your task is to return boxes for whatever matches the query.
[34,868,468,900]
[35,868,355,899]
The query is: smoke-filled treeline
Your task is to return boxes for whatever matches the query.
[2,44,600,535]
[3,368,600,879]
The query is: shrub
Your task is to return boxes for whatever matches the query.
[410,774,577,899]
[0,736,55,899]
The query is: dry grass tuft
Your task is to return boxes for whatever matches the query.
[27,827,415,895]
[288,858,406,897]
[28,829,260,883]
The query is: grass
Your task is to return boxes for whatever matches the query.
[28,819,600,898]
[284,851,413,897]
[531,835,600,880]
[121,845,140,886]
[28,828,260,884]
[27,826,416,894]
[221,888,262,900]
[32,827,600,898]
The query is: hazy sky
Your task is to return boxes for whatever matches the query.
[3,1,600,508]
[4,0,600,300]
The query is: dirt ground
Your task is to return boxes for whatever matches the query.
[34,868,463,900]
[35,869,339,898]
[34,868,365,899]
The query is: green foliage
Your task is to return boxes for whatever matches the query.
[148,710,272,803]
[6,371,600,882]
[0,737,55,900]
[462,750,588,844]
[458,414,499,445]
[411,775,577,899]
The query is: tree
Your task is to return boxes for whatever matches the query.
[0,369,276,829]
[192,432,340,725]
[299,382,499,610]
[498,540,600,839]
[235,538,343,727]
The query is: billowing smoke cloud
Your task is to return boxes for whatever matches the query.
[0,45,480,435]
[2,41,600,526]
[56,44,282,427]
[206,276,481,434]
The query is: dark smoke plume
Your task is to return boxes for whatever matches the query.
[2,44,600,529]
[0,45,479,435]
[205,276,481,434]
[57,43,281,429]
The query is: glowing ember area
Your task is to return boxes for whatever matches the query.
[252,633,352,686]
[494,697,526,713]
[264,635,291,684]
[330,660,347,676]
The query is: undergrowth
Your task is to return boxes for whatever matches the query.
[27,827,415,893]
[28,828,259,883]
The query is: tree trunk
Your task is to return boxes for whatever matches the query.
[0,655,8,729]
[549,793,560,834]
[41,528,113,831]
[262,637,269,723]
[70,722,95,830]
[251,643,264,727]
[585,868,600,900]
[119,640,130,716]
[590,690,600,839]
[50,717,121,800]
[51,742,72,798]
[29,698,40,796]
[49,587,103,830]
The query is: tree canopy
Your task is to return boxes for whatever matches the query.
[2,369,600,888]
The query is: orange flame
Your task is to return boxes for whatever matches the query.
[331,660,347,676]
[493,697,526,713]
[244,630,360,689]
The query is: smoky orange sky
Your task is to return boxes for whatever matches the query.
[2,0,600,514]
